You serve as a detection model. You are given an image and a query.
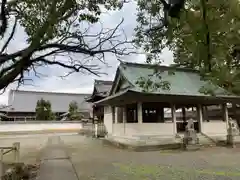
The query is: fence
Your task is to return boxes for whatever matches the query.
[0,142,20,178]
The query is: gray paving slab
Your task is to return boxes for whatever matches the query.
[37,136,79,180]
[40,147,69,160]
[37,159,78,180]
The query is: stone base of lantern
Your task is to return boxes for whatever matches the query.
[227,134,236,148]
[182,137,201,151]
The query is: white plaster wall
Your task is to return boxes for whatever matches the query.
[104,106,113,134]
[112,123,125,136]
[202,121,227,135]
[0,122,83,132]
[8,90,91,112]
[112,123,174,137]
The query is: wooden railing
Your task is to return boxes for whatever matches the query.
[0,142,20,178]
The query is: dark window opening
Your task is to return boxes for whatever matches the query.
[142,104,164,123]
[117,107,123,123]
[126,104,138,123]
[112,106,115,123]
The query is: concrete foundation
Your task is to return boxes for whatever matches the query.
[102,135,183,151]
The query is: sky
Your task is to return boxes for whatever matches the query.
[0,1,173,105]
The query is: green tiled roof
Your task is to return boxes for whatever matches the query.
[119,62,234,97]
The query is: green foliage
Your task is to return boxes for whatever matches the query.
[134,0,173,63]
[68,101,81,120]
[135,0,240,95]
[35,98,55,120]
[135,70,171,92]
[198,86,216,96]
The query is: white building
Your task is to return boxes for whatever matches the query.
[5,90,91,121]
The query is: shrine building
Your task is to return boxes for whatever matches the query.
[93,62,240,144]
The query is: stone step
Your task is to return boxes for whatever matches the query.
[184,144,201,151]
[198,134,217,147]
[134,135,175,140]
[198,136,215,145]
[178,133,216,147]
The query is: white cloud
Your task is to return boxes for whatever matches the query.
[0,2,173,105]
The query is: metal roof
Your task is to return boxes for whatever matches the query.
[95,62,240,105]
[86,80,113,102]
[94,80,113,96]
[7,90,92,113]
[118,62,234,97]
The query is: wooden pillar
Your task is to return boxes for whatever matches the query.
[123,107,127,123]
[197,104,203,133]
[92,106,95,124]
[13,142,20,163]
[159,107,164,122]
[182,107,186,122]
[111,106,115,135]
[114,107,118,123]
[222,103,229,130]
[111,106,115,123]
[123,107,127,134]
[203,106,208,122]
[171,104,177,135]
[0,149,3,178]
[137,102,143,123]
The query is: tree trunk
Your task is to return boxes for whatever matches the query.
[201,0,212,72]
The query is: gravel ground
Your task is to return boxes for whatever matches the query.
[61,135,240,180]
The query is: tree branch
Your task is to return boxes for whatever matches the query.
[33,57,100,76]
[0,0,134,91]
[0,16,17,54]
[0,0,7,37]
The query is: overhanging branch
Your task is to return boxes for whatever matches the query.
[33,57,100,76]
[0,0,7,37]
[0,16,17,54]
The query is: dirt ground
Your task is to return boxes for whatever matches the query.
[2,133,240,180]
[61,135,240,180]
[0,134,49,164]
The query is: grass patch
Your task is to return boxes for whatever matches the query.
[113,163,240,178]
[196,169,240,177]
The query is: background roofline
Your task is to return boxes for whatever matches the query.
[10,89,91,96]
[94,79,113,84]
[120,61,199,73]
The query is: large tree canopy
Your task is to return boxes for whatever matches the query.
[135,0,240,95]
[0,0,131,91]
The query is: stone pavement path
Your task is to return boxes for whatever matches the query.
[36,136,79,180]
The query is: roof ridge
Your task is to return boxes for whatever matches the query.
[10,89,91,95]
[94,79,113,85]
[120,61,199,73]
